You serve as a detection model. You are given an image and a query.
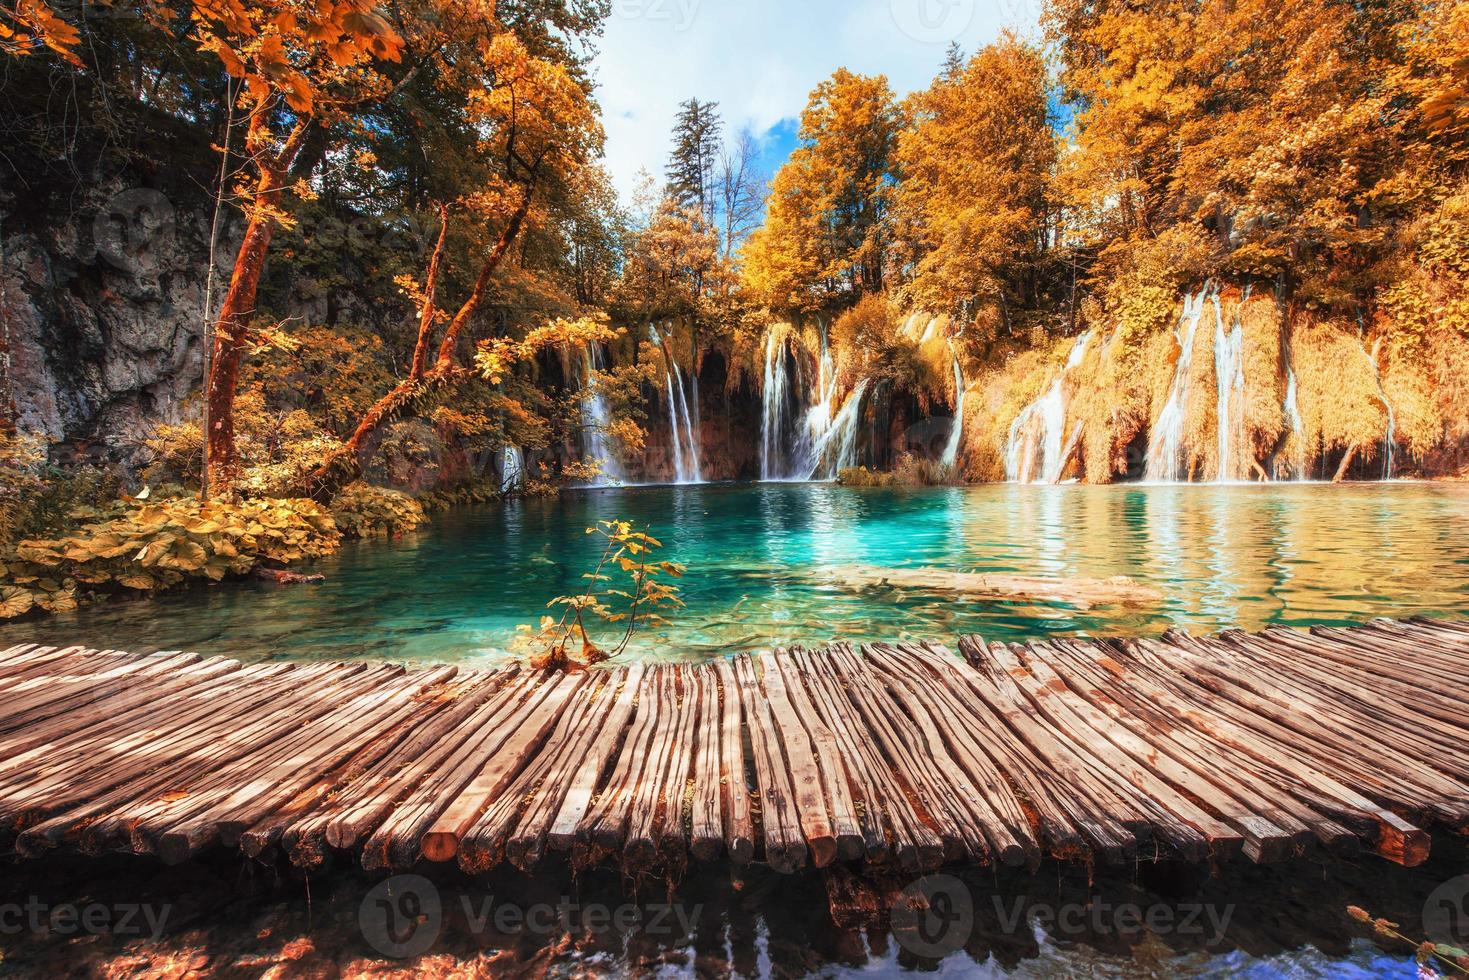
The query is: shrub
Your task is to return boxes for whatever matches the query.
[0,497,340,620]
[329,484,429,538]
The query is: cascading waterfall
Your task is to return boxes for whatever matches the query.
[1366,338,1397,480]
[1004,330,1094,483]
[1144,285,1214,481]
[940,350,966,469]
[806,379,870,479]
[1282,367,1306,478]
[499,445,524,492]
[1213,289,1246,482]
[759,329,790,480]
[761,324,874,481]
[648,323,703,484]
[577,344,625,486]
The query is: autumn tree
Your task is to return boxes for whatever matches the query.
[297,30,604,501]
[742,69,898,309]
[890,33,1055,334]
[1047,0,1408,308]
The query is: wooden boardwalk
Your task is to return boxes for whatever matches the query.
[1,617,1467,876]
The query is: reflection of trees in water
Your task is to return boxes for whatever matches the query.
[2,837,1458,974]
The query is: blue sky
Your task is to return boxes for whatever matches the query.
[591,0,1045,202]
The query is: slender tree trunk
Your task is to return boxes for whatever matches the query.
[203,114,309,496]
[297,185,535,503]
[1333,444,1358,483]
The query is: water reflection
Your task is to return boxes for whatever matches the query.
[14,483,1469,664]
[1,836,1459,977]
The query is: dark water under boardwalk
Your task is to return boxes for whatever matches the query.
[0,836,1464,977]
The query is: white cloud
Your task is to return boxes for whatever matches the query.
[591,0,1043,202]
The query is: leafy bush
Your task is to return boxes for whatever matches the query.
[329,484,428,538]
[0,497,340,620]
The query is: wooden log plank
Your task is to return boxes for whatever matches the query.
[1035,639,1321,860]
[688,664,725,861]
[987,641,1234,861]
[711,659,755,864]
[1152,633,1468,821]
[174,666,460,860]
[958,636,1201,859]
[1244,629,1469,750]
[732,654,806,873]
[1180,633,1469,814]
[849,644,1027,866]
[299,671,511,864]
[241,669,468,858]
[457,671,616,873]
[547,662,644,853]
[794,647,942,870]
[364,671,563,870]
[419,670,586,864]
[120,666,406,859]
[1100,637,1428,865]
[758,651,838,867]
[902,640,1131,863]
[578,666,663,859]
[772,653,863,861]
[867,643,1038,866]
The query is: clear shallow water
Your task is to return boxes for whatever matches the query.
[15,481,1469,664]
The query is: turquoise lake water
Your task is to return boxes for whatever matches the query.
[18,481,1469,664]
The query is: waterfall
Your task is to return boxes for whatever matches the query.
[1004,330,1093,483]
[499,445,524,492]
[1213,291,1246,481]
[649,323,703,484]
[1144,286,1213,482]
[940,351,966,469]
[1366,338,1397,480]
[807,379,870,479]
[1283,367,1306,478]
[760,329,789,480]
[578,343,625,486]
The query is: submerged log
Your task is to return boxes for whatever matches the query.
[827,564,1163,609]
[255,568,325,585]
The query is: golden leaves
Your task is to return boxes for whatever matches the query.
[0,495,344,620]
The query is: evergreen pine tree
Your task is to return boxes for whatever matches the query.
[665,98,723,228]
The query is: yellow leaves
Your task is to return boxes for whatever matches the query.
[0,586,34,619]
[1,495,344,616]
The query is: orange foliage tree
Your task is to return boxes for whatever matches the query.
[296,30,603,501]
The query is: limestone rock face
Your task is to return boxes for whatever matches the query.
[3,187,209,457]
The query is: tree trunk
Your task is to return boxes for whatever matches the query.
[1333,444,1358,483]
[296,186,535,503]
[203,115,309,496]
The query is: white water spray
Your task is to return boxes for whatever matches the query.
[1213,290,1246,481]
[577,344,625,486]
[649,323,703,484]
[1144,286,1213,482]
[940,351,966,469]
[1005,330,1093,483]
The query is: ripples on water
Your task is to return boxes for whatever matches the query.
[18,482,1469,664]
